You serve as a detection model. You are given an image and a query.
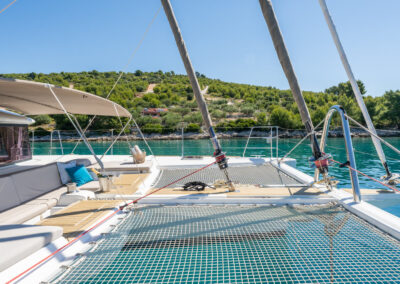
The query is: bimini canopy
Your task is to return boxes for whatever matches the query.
[0,78,131,117]
[0,109,35,125]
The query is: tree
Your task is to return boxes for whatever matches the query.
[380,90,400,128]
[325,80,366,97]
[269,106,296,129]
[31,115,52,126]
[185,123,201,133]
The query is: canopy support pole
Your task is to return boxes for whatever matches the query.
[161,0,234,191]
[318,0,390,177]
[47,85,105,170]
[100,116,132,159]
[258,0,324,169]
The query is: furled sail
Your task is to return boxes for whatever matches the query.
[161,0,234,190]
[258,0,324,165]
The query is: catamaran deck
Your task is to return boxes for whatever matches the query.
[50,204,400,283]
[37,200,122,240]
[2,155,400,283]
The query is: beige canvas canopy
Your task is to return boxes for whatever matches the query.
[0,78,131,117]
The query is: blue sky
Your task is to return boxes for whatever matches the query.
[0,0,399,96]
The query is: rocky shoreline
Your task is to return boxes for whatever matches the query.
[31,128,400,142]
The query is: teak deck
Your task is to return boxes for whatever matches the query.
[105,173,148,195]
[38,200,121,240]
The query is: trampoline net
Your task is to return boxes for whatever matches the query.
[53,204,400,283]
[152,164,305,188]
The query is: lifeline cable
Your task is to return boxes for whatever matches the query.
[6,160,217,284]
[328,158,400,193]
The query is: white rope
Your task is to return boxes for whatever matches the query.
[278,118,325,163]
[101,117,132,159]
[47,85,104,169]
[345,114,400,157]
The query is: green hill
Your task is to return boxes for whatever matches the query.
[2,70,400,133]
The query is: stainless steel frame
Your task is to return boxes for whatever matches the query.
[316,105,361,202]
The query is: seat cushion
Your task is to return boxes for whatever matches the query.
[0,176,21,212]
[56,160,77,184]
[0,224,63,271]
[66,165,94,186]
[26,187,67,209]
[0,204,48,225]
[12,163,62,204]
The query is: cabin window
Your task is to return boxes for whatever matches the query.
[0,125,32,166]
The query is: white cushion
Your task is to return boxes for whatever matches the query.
[56,160,76,184]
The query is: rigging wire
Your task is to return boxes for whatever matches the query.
[325,144,400,163]
[328,158,400,193]
[278,117,325,163]
[71,5,162,154]
[0,0,16,15]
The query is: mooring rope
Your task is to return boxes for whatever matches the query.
[6,160,217,284]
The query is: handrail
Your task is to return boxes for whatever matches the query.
[242,126,279,159]
[49,130,64,155]
[315,105,361,202]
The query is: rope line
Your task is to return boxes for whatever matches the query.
[278,118,325,163]
[325,144,400,163]
[328,158,400,193]
[0,0,16,15]
[6,160,217,284]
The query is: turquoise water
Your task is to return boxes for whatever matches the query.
[32,137,400,216]
[32,137,400,190]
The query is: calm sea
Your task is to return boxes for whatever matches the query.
[32,137,400,216]
[32,137,400,190]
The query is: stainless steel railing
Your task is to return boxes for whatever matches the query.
[242,126,279,159]
[316,105,361,202]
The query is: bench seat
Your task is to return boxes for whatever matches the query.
[0,187,67,225]
[0,224,63,271]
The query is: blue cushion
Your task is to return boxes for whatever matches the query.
[57,161,77,184]
[65,165,94,187]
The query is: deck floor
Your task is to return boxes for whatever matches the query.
[38,200,122,240]
[105,174,148,195]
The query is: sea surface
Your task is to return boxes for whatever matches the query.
[32,137,400,215]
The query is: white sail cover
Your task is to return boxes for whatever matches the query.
[0,78,131,117]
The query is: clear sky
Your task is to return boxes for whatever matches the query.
[0,0,399,97]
